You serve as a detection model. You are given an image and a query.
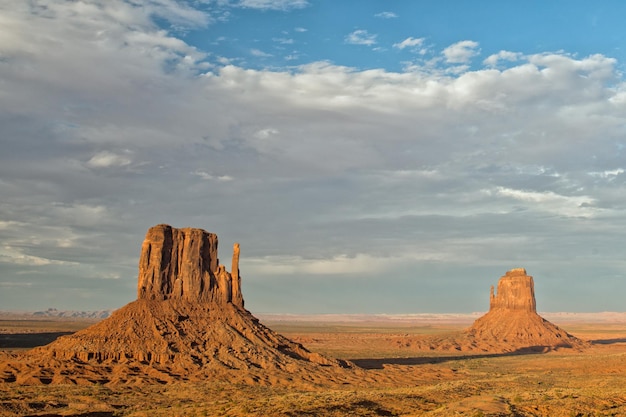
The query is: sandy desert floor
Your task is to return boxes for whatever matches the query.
[1,315,626,416]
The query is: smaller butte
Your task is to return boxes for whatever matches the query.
[397,268,588,353]
[465,268,586,352]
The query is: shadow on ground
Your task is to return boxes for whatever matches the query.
[23,413,115,417]
[591,338,626,345]
[0,332,73,349]
[350,345,577,370]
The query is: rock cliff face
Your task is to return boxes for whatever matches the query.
[489,268,536,312]
[137,224,242,307]
[0,225,349,385]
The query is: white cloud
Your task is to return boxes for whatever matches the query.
[254,128,279,139]
[443,40,480,63]
[0,282,34,288]
[0,246,78,266]
[0,221,21,230]
[393,37,425,50]
[484,50,523,67]
[609,83,626,105]
[0,0,209,127]
[49,203,111,227]
[588,168,625,179]
[492,187,598,218]
[345,29,377,46]
[193,171,234,181]
[375,11,398,19]
[273,37,294,45]
[91,272,122,280]
[235,0,309,11]
[246,252,444,276]
[86,151,132,169]
[251,48,273,57]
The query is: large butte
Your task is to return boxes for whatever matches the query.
[0,224,350,385]
[466,268,586,352]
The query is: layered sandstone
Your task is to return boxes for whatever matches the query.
[0,225,349,385]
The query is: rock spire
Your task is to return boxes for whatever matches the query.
[231,242,243,307]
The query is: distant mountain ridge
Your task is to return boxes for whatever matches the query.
[258,311,626,324]
[0,308,113,320]
[32,308,113,319]
[2,310,626,323]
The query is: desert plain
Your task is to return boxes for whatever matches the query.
[1,312,626,417]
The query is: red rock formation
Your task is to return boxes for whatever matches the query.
[397,268,588,353]
[0,225,349,385]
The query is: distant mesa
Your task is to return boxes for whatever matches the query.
[465,268,586,352]
[0,224,350,385]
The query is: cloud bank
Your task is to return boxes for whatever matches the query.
[1,0,626,313]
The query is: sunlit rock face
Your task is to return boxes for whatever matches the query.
[137,224,242,307]
[489,268,536,312]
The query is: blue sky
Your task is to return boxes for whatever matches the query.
[1,0,626,314]
[189,1,625,73]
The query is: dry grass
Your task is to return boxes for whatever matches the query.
[0,319,97,333]
[1,318,626,416]
[268,320,467,360]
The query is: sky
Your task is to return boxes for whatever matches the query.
[1,0,626,314]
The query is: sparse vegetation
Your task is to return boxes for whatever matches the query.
[2,318,626,416]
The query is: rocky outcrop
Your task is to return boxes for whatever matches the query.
[0,225,350,385]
